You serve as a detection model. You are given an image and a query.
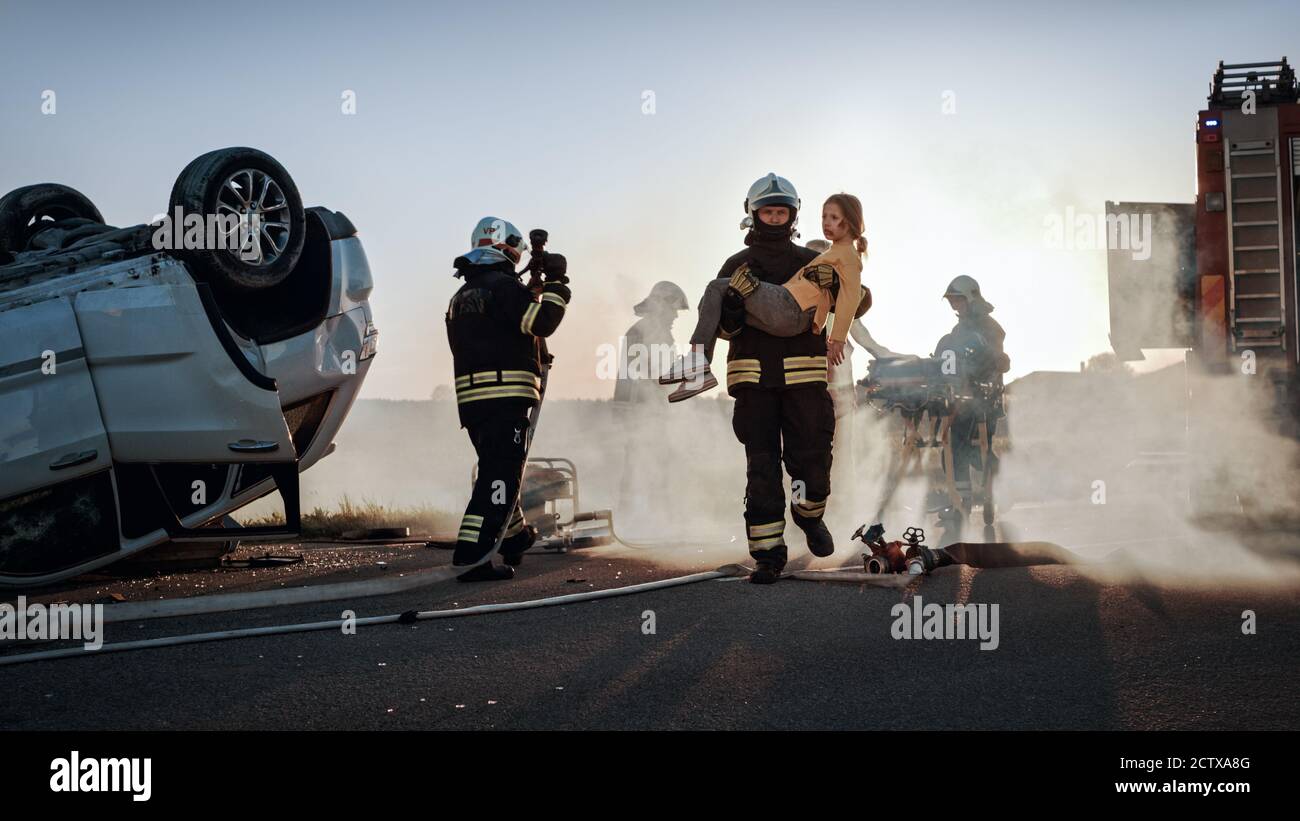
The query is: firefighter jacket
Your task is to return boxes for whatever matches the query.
[446,257,570,427]
[933,310,1009,385]
[716,235,825,396]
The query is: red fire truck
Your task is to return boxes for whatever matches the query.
[1108,58,1299,440]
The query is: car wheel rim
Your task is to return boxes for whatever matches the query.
[215,168,292,267]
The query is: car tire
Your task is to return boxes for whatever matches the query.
[0,183,104,260]
[169,147,305,291]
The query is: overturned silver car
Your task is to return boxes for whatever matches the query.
[0,147,377,587]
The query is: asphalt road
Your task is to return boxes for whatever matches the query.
[3,515,1298,731]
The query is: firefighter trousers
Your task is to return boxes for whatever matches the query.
[454,408,532,565]
[731,386,835,565]
[949,410,999,501]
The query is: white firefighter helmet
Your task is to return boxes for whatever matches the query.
[469,216,528,262]
[742,173,800,233]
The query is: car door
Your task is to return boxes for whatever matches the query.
[73,281,294,462]
[0,296,119,579]
[73,278,300,541]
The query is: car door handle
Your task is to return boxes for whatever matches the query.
[228,439,280,453]
[49,449,99,470]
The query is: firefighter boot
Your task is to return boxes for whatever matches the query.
[749,558,785,585]
[500,524,538,567]
[455,561,516,582]
[457,558,517,584]
[793,515,835,558]
[791,497,833,557]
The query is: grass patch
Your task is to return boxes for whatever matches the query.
[241,497,460,539]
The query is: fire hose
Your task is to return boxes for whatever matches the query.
[0,565,749,667]
[0,532,1084,666]
[0,523,1079,666]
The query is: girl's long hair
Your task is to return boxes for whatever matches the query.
[824,193,867,256]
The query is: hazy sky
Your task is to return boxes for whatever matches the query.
[2,0,1296,398]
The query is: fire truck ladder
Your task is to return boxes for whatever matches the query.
[1225,136,1287,352]
[1210,59,1297,107]
[1216,59,1296,353]
[1294,136,1300,362]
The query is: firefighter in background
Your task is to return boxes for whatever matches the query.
[445,217,571,582]
[933,275,1008,513]
[614,280,689,527]
[717,174,835,584]
[614,281,689,403]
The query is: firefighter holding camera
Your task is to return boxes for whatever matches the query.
[444,217,571,582]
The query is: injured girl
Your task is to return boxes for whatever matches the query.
[660,193,872,401]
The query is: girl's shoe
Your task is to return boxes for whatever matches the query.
[667,370,717,402]
[659,349,711,384]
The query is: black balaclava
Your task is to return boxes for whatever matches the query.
[745,206,798,245]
